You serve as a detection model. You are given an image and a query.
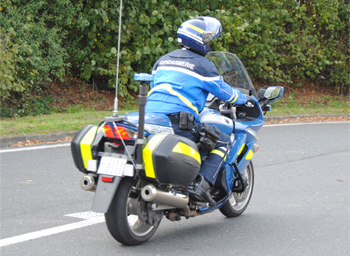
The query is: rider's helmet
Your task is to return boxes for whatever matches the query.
[177,16,222,56]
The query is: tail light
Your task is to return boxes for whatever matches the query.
[103,123,137,140]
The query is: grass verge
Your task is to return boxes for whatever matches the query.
[1,94,349,138]
[0,109,134,138]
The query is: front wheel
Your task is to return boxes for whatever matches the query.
[105,177,161,245]
[220,161,254,217]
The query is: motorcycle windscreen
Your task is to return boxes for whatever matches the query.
[206,51,257,98]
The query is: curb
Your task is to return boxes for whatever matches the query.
[263,114,349,122]
[0,131,78,148]
[1,114,348,148]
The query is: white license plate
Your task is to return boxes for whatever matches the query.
[97,156,127,176]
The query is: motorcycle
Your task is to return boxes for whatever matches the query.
[71,51,283,246]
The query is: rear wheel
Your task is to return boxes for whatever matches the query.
[105,177,161,245]
[220,161,254,217]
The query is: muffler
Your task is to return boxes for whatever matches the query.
[80,174,96,192]
[141,184,189,208]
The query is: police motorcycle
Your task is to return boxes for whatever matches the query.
[71,51,283,246]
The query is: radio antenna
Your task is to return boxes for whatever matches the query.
[112,0,123,117]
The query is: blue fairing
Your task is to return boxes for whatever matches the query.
[120,112,174,135]
[235,117,264,134]
[121,112,172,127]
[198,108,235,135]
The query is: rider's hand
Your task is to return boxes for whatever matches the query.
[245,96,255,107]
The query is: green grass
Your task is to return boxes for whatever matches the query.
[1,95,349,138]
[270,95,349,116]
[0,109,136,138]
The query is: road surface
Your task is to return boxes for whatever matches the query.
[1,122,349,255]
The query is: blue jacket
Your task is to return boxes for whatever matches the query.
[145,49,247,119]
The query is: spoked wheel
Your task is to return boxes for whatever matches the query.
[105,177,161,245]
[220,161,254,217]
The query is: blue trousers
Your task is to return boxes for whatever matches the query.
[172,121,232,185]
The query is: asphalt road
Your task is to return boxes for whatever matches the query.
[1,122,349,256]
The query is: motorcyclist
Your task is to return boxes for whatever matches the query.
[145,16,247,206]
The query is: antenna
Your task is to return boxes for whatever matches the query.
[105,0,125,122]
[112,0,123,117]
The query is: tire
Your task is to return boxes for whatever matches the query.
[105,177,161,245]
[220,161,254,217]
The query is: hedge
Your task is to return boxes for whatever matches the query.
[67,0,349,97]
[0,0,349,116]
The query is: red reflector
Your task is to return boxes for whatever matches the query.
[101,176,114,183]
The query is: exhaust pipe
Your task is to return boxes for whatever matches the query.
[80,175,96,192]
[141,184,189,209]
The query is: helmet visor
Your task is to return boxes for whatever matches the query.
[196,16,222,39]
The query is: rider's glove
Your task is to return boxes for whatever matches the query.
[245,96,255,108]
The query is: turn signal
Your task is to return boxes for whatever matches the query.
[253,143,259,153]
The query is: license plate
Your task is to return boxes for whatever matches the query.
[97,156,127,176]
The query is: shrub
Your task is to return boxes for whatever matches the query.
[1,0,348,118]
[0,0,83,110]
[69,0,349,96]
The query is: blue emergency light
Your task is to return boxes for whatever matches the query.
[133,73,154,82]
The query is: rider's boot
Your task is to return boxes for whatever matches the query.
[189,175,216,207]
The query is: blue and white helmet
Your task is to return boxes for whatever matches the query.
[177,16,222,56]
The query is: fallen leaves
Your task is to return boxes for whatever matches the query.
[11,137,73,147]
[266,115,350,124]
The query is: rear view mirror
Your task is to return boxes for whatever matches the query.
[264,87,282,99]
[258,86,284,112]
[258,86,284,102]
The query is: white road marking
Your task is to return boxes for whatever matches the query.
[0,212,105,248]
[65,211,104,220]
[0,143,70,153]
[265,121,349,127]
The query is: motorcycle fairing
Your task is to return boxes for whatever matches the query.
[122,112,174,135]
[123,112,172,126]
[198,108,234,135]
[235,140,255,176]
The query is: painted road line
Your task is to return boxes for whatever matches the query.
[0,143,70,153]
[65,211,104,220]
[265,121,349,127]
[0,214,105,248]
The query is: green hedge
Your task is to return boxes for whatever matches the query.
[69,0,349,96]
[0,0,83,111]
[1,0,349,116]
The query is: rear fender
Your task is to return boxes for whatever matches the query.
[91,176,122,213]
[91,152,135,213]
